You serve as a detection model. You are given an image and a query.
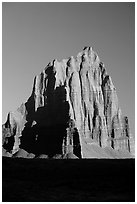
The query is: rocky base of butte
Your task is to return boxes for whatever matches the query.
[2,47,134,159]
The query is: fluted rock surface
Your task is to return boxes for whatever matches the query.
[2,47,134,158]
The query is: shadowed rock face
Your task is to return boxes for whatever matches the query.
[2,47,134,158]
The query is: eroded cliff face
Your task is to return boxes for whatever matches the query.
[2,47,134,158]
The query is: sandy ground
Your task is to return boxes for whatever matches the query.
[2,157,135,202]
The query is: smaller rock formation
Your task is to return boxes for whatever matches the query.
[52,154,62,159]
[13,149,35,159]
[2,148,12,157]
[62,152,79,159]
[2,103,27,154]
[13,149,29,158]
[36,154,49,159]
[62,119,82,158]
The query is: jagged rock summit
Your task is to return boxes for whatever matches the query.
[2,47,134,158]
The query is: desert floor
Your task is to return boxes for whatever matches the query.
[2,157,135,202]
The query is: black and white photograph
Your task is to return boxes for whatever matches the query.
[2,2,135,202]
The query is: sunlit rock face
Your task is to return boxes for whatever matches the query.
[2,47,134,158]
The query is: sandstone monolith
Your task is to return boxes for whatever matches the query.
[2,47,134,158]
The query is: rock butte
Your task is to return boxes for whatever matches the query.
[2,47,135,159]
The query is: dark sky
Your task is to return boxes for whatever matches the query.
[2,2,135,136]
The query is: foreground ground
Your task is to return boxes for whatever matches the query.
[2,157,135,202]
